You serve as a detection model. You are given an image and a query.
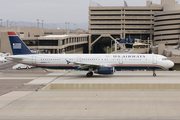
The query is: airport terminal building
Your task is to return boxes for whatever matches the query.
[88,0,180,53]
[1,0,180,56]
[0,27,88,54]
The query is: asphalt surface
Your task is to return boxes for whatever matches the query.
[0,61,47,96]
[1,61,180,119]
[1,90,180,120]
[0,79,44,96]
[0,61,16,71]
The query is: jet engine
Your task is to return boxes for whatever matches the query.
[94,67,115,74]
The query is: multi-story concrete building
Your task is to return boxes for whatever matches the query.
[88,0,177,53]
[154,4,180,45]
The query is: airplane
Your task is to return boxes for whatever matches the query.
[0,53,8,62]
[0,56,7,63]
[5,31,174,77]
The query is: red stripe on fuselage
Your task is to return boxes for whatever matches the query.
[24,63,165,69]
[25,64,75,66]
[108,64,165,69]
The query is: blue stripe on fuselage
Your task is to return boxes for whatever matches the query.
[114,66,163,69]
[37,65,163,70]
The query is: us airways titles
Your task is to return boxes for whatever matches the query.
[113,55,146,58]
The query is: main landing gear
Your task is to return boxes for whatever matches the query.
[86,71,93,77]
[86,68,93,77]
[153,69,156,77]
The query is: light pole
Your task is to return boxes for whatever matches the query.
[42,20,44,28]
[0,19,2,27]
[52,23,54,29]
[68,22,70,30]
[147,37,149,54]
[37,19,39,28]
[67,22,70,34]
[178,36,180,47]
[111,40,113,53]
[65,22,67,30]
[74,39,75,54]
[6,20,9,27]
[10,22,13,27]
[74,23,77,30]
[107,46,109,54]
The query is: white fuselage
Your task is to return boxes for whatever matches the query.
[6,54,174,70]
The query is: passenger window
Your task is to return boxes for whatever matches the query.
[162,58,168,61]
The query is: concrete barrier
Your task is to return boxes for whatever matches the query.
[43,83,180,90]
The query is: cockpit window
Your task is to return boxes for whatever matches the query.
[162,58,168,61]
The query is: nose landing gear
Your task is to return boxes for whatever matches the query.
[153,69,156,77]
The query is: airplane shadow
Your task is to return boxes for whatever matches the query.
[64,75,164,78]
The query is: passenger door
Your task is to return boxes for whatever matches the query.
[153,55,157,64]
[32,56,36,64]
[119,57,123,64]
[77,57,81,62]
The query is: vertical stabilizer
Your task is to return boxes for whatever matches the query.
[7,31,34,55]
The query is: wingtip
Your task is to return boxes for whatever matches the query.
[7,31,17,36]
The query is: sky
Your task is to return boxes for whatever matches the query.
[0,0,163,24]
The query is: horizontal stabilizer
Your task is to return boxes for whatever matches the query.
[5,56,23,62]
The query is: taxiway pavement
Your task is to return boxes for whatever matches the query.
[1,63,180,119]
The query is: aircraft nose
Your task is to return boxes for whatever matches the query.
[169,61,174,68]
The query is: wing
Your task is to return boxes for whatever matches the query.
[66,59,109,69]
[73,61,107,69]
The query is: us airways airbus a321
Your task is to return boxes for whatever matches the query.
[5,32,174,77]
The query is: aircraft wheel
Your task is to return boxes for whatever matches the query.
[86,72,93,77]
[26,66,29,69]
[153,73,156,77]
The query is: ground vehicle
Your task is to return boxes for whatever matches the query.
[12,64,33,70]
[0,57,7,62]
[0,53,10,62]
[125,48,129,52]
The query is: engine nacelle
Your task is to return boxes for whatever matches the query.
[94,67,115,74]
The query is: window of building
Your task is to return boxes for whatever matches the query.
[44,32,53,35]
[39,40,58,46]
[34,35,40,37]
[23,40,38,46]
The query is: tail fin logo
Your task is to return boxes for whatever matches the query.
[13,43,21,49]
[7,31,34,55]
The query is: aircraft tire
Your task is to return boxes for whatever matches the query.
[153,73,156,77]
[86,72,93,77]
